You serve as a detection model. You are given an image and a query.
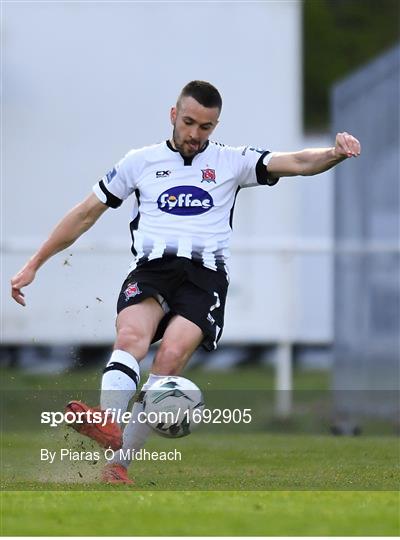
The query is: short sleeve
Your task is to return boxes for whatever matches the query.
[93,150,140,209]
[228,146,279,188]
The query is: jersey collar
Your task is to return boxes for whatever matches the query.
[166,139,209,166]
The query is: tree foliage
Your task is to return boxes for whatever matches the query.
[304,0,400,131]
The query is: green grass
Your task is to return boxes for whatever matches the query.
[1,367,399,535]
[1,365,329,391]
[1,431,399,536]
[1,432,399,491]
[1,490,399,536]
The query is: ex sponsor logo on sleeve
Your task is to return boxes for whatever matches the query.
[104,167,117,183]
[241,147,266,156]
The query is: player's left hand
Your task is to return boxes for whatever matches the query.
[334,132,361,159]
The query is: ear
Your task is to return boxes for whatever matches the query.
[170,106,177,125]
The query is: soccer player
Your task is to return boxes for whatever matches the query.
[11,80,361,484]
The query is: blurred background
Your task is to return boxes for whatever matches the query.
[2,0,399,433]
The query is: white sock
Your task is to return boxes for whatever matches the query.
[100,350,140,419]
[110,373,165,468]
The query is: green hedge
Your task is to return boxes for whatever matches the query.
[304,0,400,131]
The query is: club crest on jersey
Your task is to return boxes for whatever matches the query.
[201,168,216,183]
[157,186,213,216]
[124,282,142,301]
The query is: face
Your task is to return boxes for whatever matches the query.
[170,96,220,157]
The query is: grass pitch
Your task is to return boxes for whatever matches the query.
[2,490,399,536]
[2,432,399,491]
[1,366,399,535]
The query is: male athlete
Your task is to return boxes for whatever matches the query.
[11,81,361,484]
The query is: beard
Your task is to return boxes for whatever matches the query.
[172,126,203,157]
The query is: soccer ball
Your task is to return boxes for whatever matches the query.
[143,376,204,438]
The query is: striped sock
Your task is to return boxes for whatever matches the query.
[100,349,140,419]
[110,373,165,467]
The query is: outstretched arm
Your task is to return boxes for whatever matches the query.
[11,193,108,306]
[266,132,361,179]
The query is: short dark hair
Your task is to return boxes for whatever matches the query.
[178,80,222,111]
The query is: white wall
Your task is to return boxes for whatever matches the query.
[2,1,333,344]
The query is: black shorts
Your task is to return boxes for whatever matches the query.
[117,257,229,351]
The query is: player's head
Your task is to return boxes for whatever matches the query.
[170,80,222,157]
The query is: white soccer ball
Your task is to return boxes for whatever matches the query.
[143,376,204,438]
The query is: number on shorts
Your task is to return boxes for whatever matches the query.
[210,292,220,312]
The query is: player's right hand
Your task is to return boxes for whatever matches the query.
[334,132,361,159]
[11,266,36,306]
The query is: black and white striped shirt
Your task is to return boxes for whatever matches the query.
[93,140,278,273]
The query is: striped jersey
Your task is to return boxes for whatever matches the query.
[93,140,279,272]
